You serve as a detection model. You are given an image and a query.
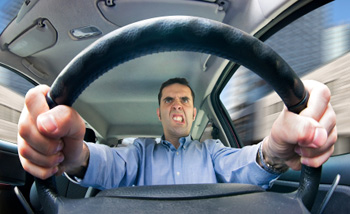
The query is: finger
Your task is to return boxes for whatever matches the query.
[319,103,337,134]
[271,110,321,146]
[300,80,331,121]
[37,105,86,167]
[299,126,327,149]
[301,145,334,168]
[18,138,64,168]
[19,154,59,180]
[36,105,85,140]
[25,85,51,120]
[295,126,337,158]
[18,117,64,155]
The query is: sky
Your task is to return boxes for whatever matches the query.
[331,0,350,25]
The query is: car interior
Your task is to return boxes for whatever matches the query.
[0,0,349,213]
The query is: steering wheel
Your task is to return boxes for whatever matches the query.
[35,16,322,214]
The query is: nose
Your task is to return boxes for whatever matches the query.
[172,99,183,111]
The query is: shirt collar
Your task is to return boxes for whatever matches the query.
[160,135,192,150]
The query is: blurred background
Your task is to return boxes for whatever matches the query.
[220,0,350,155]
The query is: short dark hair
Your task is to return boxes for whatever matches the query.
[158,77,195,105]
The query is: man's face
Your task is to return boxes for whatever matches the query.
[157,83,197,139]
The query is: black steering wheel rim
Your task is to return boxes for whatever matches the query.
[36,16,321,214]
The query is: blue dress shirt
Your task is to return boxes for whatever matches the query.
[78,135,279,190]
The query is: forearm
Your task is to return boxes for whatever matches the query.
[213,142,280,189]
[72,143,140,190]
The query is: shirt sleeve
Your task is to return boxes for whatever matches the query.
[77,142,140,190]
[209,140,280,189]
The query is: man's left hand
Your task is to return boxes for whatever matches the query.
[263,80,337,171]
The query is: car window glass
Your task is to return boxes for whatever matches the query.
[220,1,350,155]
[0,0,23,34]
[0,66,35,144]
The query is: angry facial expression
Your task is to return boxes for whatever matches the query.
[157,83,197,140]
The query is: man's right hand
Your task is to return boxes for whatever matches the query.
[17,85,89,180]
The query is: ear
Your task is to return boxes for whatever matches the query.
[157,108,161,121]
[193,107,197,121]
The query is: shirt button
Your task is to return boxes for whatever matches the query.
[176,172,180,176]
[176,152,179,155]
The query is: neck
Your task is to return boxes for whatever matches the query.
[164,134,188,149]
[166,136,180,149]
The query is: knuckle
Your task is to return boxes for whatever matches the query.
[24,85,50,110]
[329,111,337,129]
[299,122,314,143]
[57,106,85,136]
[17,145,29,159]
[24,88,39,107]
[64,107,81,124]
[329,131,338,144]
[22,163,48,179]
[24,87,36,100]
[322,84,332,97]
[20,156,54,179]
[54,105,75,124]
[18,121,31,140]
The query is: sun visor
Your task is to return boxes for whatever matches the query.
[97,0,226,27]
[8,19,57,57]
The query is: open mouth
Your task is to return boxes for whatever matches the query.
[172,115,184,123]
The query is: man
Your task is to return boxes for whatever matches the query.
[17,78,337,190]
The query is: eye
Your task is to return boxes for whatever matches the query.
[182,97,189,103]
[164,97,173,103]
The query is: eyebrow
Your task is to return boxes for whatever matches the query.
[163,97,174,101]
[163,96,191,101]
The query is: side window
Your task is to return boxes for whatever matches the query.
[0,66,35,144]
[220,1,350,155]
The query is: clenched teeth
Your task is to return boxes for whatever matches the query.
[173,116,183,122]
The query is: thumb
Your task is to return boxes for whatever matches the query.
[37,105,85,140]
[37,114,58,134]
[37,105,86,171]
[269,108,325,158]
